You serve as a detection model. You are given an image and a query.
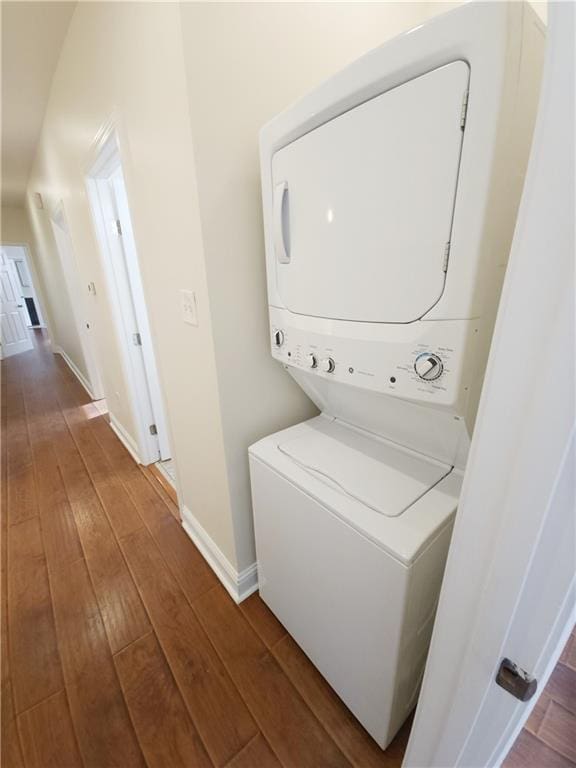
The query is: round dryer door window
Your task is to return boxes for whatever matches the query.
[271,60,469,324]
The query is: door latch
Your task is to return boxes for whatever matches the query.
[496,658,538,702]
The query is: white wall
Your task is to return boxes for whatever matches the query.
[180,1,443,572]
[26,1,235,563]
[26,1,439,578]
[27,1,487,582]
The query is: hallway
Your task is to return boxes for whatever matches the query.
[1,332,412,768]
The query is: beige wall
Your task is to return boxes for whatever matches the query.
[26,1,234,561]
[179,2,442,569]
[28,1,545,576]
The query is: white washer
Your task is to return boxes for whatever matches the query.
[250,1,545,750]
[250,417,460,746]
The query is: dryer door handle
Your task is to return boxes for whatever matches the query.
[273,181,290,264]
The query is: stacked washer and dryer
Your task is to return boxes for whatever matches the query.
[249,2,545,750]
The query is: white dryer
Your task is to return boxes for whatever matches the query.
[249,1,545,749]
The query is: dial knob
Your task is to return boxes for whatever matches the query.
[320,357,335,373]
[306,353,318,369]
[414,353,443,381]
[273,329,284,347]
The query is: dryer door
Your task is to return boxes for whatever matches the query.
[272,61,469,324]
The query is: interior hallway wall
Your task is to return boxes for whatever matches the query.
[26,1,235,561]
[30,1,520,581]
[179,1,452,571]
[27,1,441,578]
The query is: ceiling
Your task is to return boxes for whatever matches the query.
[1,2,76,206]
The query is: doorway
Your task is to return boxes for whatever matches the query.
[0,249,33,358]
[1,244,45,329]
[86,131,171,466]
[50,205,105,400]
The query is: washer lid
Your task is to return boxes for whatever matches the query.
[272,60,469,323]
[277,419,452,518]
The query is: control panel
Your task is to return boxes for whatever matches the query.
[269,308,475,409]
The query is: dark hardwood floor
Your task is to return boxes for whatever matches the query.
[1,331,412,768]
[2,330,574,768]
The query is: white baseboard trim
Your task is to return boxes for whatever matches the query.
[181,505,258,603]
[109,414,141,465]
[54,346,95,400]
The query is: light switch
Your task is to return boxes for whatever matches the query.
[181,290,198,326]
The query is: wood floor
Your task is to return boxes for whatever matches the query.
[1,331,413,768]
[3,331,574,768]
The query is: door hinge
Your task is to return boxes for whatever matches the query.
[443,241,451,272]
[460,90,469,130]
[132,332,142,346]
[496,658,538,702]
[149,424,158,436]
[115,219,123,236]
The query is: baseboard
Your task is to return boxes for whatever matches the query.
[181,505,258,603]
[109,414,141,465]
[54,346,95,400]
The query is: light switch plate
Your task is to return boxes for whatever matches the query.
[181,290,198,326]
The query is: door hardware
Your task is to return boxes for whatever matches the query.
[496,658,537,702]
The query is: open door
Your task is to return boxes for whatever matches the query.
[87,130,171,466]
[0,250,33,358]
[404,6,574,766]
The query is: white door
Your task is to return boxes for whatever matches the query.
[87,133,171,465]
[272,61,469,323]
[0,251,33,358]
[110,167,171,461]
[404,5,575,766]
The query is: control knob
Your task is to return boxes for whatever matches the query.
[306,353,318,369]
[272,329,284,347]
[320,357,335,373]
[414,353,443,381]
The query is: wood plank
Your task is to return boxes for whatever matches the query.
[546,664,576,715]
[17,690,83,768]
[120,526,257,767]
[5,387,37,526]
[226,735,282,768]
[56,388,144,539]
[1,691,24,768]
[150,514,217,602]
[65,482,151,654]
[538,701,576,762]
[503,729,574,768]
[143,463,179,511]
[194,584,352,768]
[50,557,146,768]
[22,386,83,570]
[1,361,25,768]
[273,633,409,768]
[114,631,213,768]
[8,516,64,713]
[240,593,286,650]
[560,630,576,671]
[525,691,551,735]
[45,393,151,654]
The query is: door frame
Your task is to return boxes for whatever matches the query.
[404,5,574,766]
[49,203,105,400]
[85,126,170,465]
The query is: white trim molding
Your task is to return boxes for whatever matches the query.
[53,346,94,400]
[109,413,141,465]
[181,506,258,604]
